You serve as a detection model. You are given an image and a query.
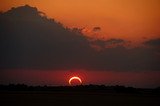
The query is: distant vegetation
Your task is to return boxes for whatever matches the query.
[0,84,159,95]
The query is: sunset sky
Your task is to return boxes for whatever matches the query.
[1,0,160,42]
[0,0,160,88]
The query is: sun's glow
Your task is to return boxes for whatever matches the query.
[69,76,82,85]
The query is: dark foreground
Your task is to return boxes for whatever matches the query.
[0,84,160,106]
[0,91,160,106]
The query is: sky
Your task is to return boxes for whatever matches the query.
[0,0,160,88]
[0,0,160,42]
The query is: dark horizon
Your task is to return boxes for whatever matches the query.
[1,83,160,106]
[0,83,160,89]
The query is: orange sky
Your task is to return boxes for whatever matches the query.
[0,0,160,42]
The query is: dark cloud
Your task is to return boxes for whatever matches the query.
[90,46,160,71]
[0,5,93,70]
[0,5,159,71]
[91,39,106,49]
[91,38,126,49]
[105,39,125,45]
[92,27,101,32]
[144,38,160,47]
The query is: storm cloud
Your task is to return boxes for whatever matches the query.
[0,5,159,71]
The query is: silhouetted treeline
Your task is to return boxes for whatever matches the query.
[0,84,159,95]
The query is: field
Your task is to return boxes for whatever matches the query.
[1,91,160,106]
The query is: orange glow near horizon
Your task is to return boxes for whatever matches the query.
[69,76,82,85]
[0,69,160,88]
[0,0,160,43]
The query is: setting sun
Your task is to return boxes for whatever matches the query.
[69,76,82,85]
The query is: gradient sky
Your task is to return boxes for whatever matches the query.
[0,0,160,88]
[0,0,160,42]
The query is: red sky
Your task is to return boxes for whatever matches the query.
[0,0,160,42]
[0,70,160,88]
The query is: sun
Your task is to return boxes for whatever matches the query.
[69,76,82,85]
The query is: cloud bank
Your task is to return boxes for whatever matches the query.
[0,5,159,71]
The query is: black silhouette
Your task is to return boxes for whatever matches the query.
[0,84,160,106]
